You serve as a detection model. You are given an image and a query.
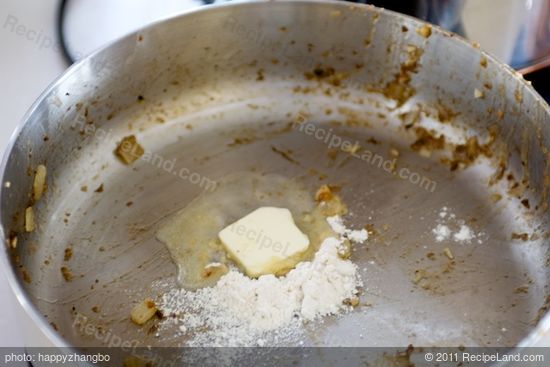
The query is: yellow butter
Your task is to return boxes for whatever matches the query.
[218,207,310,277]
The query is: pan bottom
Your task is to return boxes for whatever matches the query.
[23,92,547,348]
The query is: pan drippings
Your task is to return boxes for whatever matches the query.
[156,172,333,289]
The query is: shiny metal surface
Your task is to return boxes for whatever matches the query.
[419,0,550,73]
[60,0,550,73]
[1,0,550,357]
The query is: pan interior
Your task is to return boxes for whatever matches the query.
[23,87,548,348]
[4,1,550,350]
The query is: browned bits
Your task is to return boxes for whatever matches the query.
[94,184,104,193]
[315,185,347,217]
[201,263,228,279]
[382,45,422,106]
[364,224,378,237]
[304,66,347,87]
[534,295,550,325]
[64,246,73,261]
[343,296,360,307]
[416,24,432,38]
[441,134,495,171]
[22,269,31,283]
[61,266,73,281]
[511,232,529,241]
[410,127,445,155]
[130,298,157,325]
[327,149,339,160]
[515,90,523,103]
[228,137,253,147]
[315,184,334,202]
[490,193,503,202]
[515,285,529,294]
[256,69,265,81]
[270,146,299,164]
[115,135,145,165]
[480,56,488,68]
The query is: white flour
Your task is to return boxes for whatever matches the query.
[453,225,474,242]
[327,215,369,244]
[159,217,364,346]
[432,207,481,244]
[432,223,451,242]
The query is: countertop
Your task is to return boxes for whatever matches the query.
[0,0,66,347]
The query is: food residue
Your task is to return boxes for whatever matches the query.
[25,207,35,233]
[61,266,73,282]
[64,246,73,262]
[115,135,145,165]
[416,24,432,38]
[131,298,157,325]
[33,164,47,201]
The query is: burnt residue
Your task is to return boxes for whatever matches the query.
[304,66,348,87]
[382,45,423,107]
[410,127,445,154]
[534,295,550,325]
[271,145,300,165]
[64,245,73,262]
[511,232,529,241]
[61,266,73,282]
[409,124,498,172]
[256,69,265,81]
[442,135,494,171]
[435,101,460,123]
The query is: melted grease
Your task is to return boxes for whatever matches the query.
[156,172,334,289]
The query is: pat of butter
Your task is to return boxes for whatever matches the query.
[218,207,310,277]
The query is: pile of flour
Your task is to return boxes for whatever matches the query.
[159,216,366,346]
[432,206,482,244]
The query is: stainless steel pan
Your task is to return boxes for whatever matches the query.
[2,0,550,361]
